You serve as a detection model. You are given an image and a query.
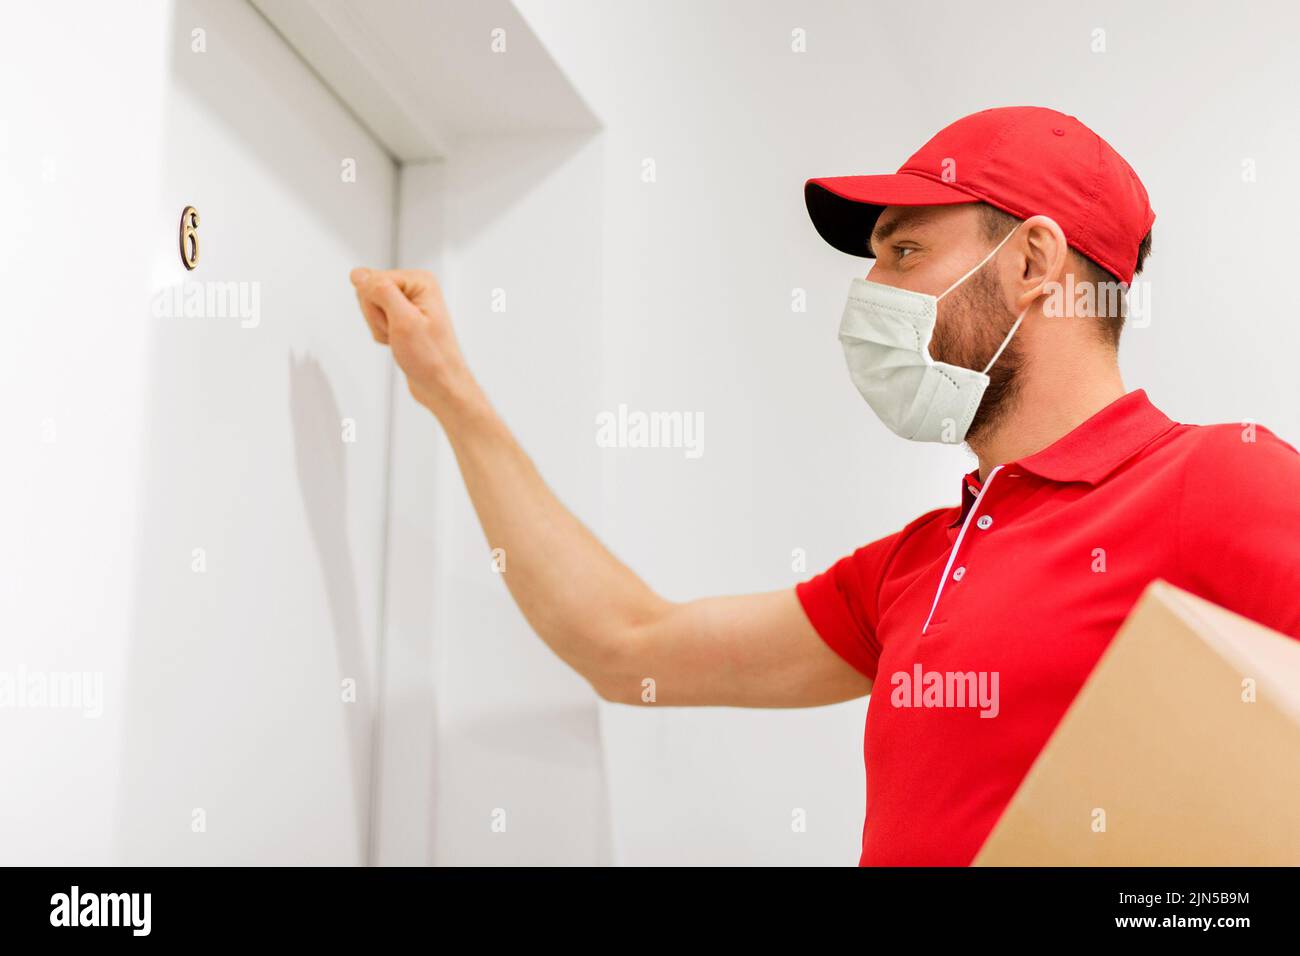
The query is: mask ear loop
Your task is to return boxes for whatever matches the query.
[980,308,1028,374]
[937,225,1021,301]
[933,223,1029,375]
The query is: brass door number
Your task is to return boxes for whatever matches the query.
[179,206,200,270]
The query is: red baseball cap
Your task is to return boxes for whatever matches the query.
[805,106,1155,284]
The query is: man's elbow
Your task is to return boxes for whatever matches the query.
[582,596,674,705]
[589,676,633,705]
[586,653,642,705]
[585,629,649,705]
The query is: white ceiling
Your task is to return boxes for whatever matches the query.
[250,0,601,162]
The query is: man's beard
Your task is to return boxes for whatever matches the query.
[928,267,1025,446]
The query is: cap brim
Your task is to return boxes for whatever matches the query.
[805,173,977,258]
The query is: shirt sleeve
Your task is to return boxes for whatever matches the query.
[795,528,909,682]
[1175,423,1300,640]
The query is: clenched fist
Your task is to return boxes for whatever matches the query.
[350,268,478,419]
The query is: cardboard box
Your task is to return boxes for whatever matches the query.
[974,580,1300,865]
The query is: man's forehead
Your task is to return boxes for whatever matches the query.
[869,204,975,252]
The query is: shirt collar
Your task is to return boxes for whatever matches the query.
[949,389,1177,528]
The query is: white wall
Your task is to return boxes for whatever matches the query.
[371,162,445,866]
[381,136,612,865]
[511,0,1300,864]
[0,0,395,864]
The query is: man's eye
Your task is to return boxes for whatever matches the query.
[896,246,915,260]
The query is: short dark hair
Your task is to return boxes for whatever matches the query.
[977,204,1151,349]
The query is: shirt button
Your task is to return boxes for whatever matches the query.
[953,566,966,581]
[976,515,993,530]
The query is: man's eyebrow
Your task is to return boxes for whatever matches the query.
[869,212,934,256]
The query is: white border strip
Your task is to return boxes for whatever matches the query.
[922,464,1004,635]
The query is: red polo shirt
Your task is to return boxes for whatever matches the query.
[796,388,1300,866]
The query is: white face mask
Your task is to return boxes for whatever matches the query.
[838,225,1027,444]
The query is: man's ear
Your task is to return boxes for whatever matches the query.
[1014,215,1068,313]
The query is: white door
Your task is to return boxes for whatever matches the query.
[0,0,395,865]
[116,0,395,864]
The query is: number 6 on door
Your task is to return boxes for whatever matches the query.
[179,205,200,270]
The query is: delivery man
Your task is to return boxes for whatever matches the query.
[349,106,1300,866]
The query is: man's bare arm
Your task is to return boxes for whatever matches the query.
[350,267,873,708]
